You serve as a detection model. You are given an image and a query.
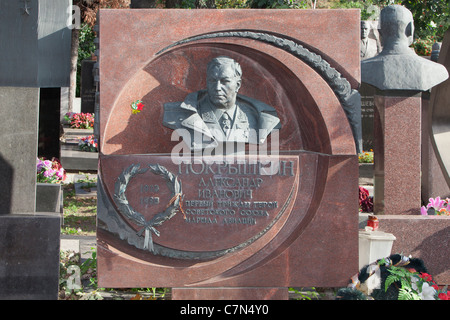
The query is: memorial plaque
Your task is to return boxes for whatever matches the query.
[360,83,376,151]
[97,9,360,290]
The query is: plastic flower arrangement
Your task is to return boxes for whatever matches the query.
[421,196,450,216]
[358,150,373,163]
[131,100,144,114]
[64,112,94,129]
[385,266,449,300]
[78,135,98,152]
[36,157,66,183]
[340,254,449,300]
[359,186,373,212]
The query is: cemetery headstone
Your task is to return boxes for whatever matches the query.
[38,88,62,160]
[0,0,71,299]
[422,90,450,201]
[81,60,97,114]
[96,9,361,298]
[359,20,381,152]
[359,83,376,151]
[429,28,450,192]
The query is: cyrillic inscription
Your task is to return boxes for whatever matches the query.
[170,160,294,226]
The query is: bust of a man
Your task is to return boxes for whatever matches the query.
[360,21,380,60]
[361,5,448,91]
[163,56,281,151]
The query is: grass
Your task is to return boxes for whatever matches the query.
[62,181,97,236]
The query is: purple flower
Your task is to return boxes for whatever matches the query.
[42,160,52,169]
[421,206,428,215]
[56,168,64,179]
[427,197,446,210]
[43,169,55,178]
[36,159,44,172]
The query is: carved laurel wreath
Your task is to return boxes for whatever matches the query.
[113,163,184,253]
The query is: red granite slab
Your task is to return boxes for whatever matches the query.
[98,9,359,156]
[97,9,360,292]
[373,94,422,215]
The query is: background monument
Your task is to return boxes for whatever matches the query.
[0,0,71,299]
[361,5,450,285]
[362,5,448,215]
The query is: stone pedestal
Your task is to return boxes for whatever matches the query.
[378,215,450,285]
[172,287,288,300]
[373,92,422,215]
[0,213,61,299]
[36,183,62,213]
[0,87,40,214]
[0,0,71,300]
[60,127,99,171]
[421,93,450,201]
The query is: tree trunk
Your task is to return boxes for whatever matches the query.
[68,28,80,114]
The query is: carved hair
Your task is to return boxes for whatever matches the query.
[379,5,414,39]
[207,56,242,79]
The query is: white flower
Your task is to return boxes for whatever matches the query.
[411,277,437,300]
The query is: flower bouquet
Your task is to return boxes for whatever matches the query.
[37,157,66,183]
[385,267,449,300]
[359,186,373,212]
[340,254,449,300]
[64,112,95,129]
[131,100,144,114]
[78,135,98,152]
[358,150,373,163]
[421,196,450,216]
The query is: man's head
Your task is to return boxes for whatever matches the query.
[379,5,414,49]
[361,21,370,40]
[206,56,242,110]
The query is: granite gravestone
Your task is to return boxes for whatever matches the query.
[429,28,450,194]
[0,0,71,299]
[362,5,448,215]
[96,9,360,298]
[81,60,97,114]
[359,20,380,151]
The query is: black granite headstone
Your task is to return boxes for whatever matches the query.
[0,0,71,87]
[0,214,61,300]
[81,60,96,114]
[359,83,376,151]
[0,87,40,214]
[38,88,61,160]
[0,0,71,300]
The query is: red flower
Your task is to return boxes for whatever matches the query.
[136,102,144,111]
[419,272,433,282]
[438,292,448,300]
